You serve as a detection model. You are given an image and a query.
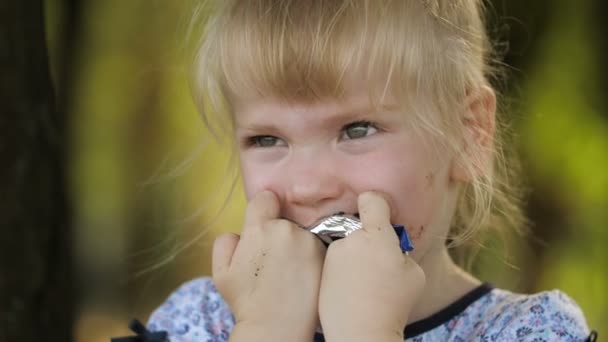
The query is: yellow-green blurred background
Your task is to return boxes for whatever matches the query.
[44,0,607,340]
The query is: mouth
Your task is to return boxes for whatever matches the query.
[306,214,363,246]
[305,212,414,253]
[331,211,360,219]
[303,212,355,231]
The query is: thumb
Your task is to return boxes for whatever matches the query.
[212,233,240,278]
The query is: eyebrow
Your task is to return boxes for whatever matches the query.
[235,102,388,132]
[235,122,284,136]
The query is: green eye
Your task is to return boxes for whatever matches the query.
[251,135,282,147]
[343,121,378,140]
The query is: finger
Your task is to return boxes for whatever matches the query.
[357,191,394,240]
[243,190,280,232]
[212,233,240,277]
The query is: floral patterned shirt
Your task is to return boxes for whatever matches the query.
[147,277,592,341]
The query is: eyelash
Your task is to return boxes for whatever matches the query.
[244,120,380,148]
[244,135,283,148]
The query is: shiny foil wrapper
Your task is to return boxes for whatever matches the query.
[307,213,414,253]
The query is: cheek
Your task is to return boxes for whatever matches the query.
[350,148,446,239]
[240,159,274,200]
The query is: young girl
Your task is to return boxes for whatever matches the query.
[143,0,595,340]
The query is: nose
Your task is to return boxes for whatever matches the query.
[284,149,344,209]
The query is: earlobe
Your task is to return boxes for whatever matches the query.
[450,85,497,182]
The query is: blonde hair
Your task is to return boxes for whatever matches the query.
[189,0,527,263]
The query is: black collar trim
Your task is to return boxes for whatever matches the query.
[404,282,494,338]
[312,282,493,342]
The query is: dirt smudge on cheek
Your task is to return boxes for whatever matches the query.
[409,225,425,241]
[425,172,435,189]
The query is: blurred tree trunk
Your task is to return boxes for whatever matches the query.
[0,0,73,341]
[594,0,607,120]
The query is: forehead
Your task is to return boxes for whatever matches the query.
[232,90,399,124]
[229,66,397,105]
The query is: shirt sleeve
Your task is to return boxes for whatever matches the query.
[147,277,235,342]
[490,290,591,341]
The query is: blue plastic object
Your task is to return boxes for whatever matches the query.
[392,224,414,253]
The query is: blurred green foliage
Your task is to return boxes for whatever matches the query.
[44,0,607,339]
[518,0,608,330]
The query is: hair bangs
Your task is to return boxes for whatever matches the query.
[205,1,435,106]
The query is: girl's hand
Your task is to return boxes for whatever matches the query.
[318,191,426,342]
[212,190,326,342]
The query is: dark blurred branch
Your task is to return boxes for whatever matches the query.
[593,0,607,120]
[0,0,76,340]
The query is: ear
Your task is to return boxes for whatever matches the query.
[450,85,497,182]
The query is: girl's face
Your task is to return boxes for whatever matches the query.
[233,92,462,259]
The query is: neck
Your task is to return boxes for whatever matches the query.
[407,246,481,323]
